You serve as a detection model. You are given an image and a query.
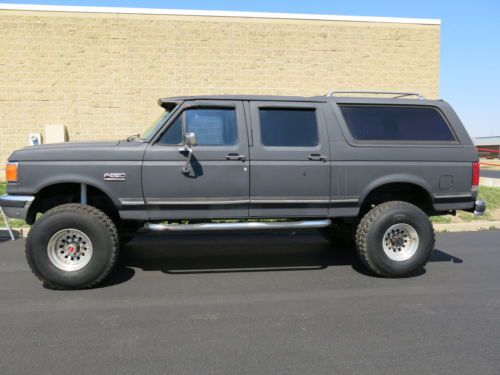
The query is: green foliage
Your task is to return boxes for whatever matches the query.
[477,186,500,209]
[457,211,489,222]
[430,215,452,224]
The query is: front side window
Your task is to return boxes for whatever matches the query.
[158,115,183,145]
[141,105,177,140]
[259,108,318,147]
[158,107,238,146]
[339,105,455,142]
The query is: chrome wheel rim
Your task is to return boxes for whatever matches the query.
[382,223,419,261]
[47,228,93,271]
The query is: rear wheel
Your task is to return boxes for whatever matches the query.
[355,201,434,277]
[26,203,118,289]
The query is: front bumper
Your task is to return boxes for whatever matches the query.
[0,194,35,220]
[474,200,486,216]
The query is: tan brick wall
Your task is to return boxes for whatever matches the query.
[0,9,440,166]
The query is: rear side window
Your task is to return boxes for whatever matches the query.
[339,105,455,142]
[259,108,318,147]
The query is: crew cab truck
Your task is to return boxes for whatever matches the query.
[0,91,486,289]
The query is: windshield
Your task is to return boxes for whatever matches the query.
[141,106,177,140]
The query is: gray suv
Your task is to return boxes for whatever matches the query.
[0,91,486,289]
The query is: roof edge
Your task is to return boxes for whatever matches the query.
[0,3,441,25]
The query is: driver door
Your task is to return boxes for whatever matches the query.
[142,100,250,220]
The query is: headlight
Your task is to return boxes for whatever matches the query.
[5,162,18,182]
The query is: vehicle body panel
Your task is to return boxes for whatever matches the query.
[248,101,331,217]
[7,141,148,220]
[322,99,477,216]
[2,95,480,223]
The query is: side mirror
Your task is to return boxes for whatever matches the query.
[179,132,197,174]
[184,132,197,147]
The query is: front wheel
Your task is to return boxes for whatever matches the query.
[355,201,435,277]
[26,204,119,289]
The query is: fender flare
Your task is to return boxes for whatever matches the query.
[359,174,434,206]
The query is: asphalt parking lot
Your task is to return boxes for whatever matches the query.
[481,169,500,179]
[0,230,499,375]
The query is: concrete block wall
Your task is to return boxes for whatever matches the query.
[0,6,440,167]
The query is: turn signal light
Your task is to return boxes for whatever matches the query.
[5,162,18,182]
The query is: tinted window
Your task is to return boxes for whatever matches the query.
[158,107,238,146]
[259,108,318,147]
[158,115,182,144]
[186,108,237,146]
[339,105,455,142]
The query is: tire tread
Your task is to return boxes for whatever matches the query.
[355,200,435,277]
[25,203,118,290]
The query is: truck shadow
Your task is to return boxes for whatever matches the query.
[102,232,463,287]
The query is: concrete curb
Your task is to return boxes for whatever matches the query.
[433,221,500,233]
[480,177,500,187]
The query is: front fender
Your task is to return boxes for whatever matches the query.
[15,161,144,209]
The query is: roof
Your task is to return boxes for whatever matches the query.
[474,137,500,146]
[0,4,441,25]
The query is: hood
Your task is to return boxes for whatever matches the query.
[9,140,147,162]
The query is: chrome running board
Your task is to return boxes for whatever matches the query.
[144,219,331,232]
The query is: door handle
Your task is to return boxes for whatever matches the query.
[226,153,246,161]
[308,154,327,162]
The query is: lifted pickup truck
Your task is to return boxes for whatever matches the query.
[1,91,486,289]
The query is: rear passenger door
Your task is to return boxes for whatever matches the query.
[248,101,331,217]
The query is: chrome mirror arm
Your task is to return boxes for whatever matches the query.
[179,145,193,173]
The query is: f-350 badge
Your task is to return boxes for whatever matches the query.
[104,172,126,181]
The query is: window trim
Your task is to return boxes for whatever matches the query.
[336,104,460,146]
[153,103,240,147]
[257,106,321,148]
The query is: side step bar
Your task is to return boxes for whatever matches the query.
[144,219,331,232]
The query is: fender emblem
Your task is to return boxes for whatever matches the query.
[104,172,126,181]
